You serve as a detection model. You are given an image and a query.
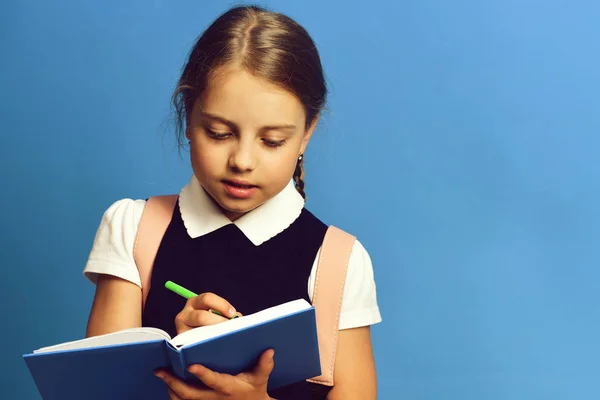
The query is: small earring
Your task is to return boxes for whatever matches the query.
[298,154,303,161]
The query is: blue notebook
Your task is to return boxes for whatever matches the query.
[23,299,321,400]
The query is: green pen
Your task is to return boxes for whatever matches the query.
[164,280,240,319]
[165,280,197,299]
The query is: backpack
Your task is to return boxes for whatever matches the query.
[132,194,355,386]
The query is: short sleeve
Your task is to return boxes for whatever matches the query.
[83,198,147,287]
[307,239,382,330]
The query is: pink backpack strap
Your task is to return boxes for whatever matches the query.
[133,195,178,311]
[307,225,355,386]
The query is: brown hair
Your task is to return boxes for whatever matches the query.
[171,5,327,199]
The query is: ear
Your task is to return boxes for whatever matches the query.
[300,115,319,155]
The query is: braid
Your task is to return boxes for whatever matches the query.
[293,155,306,199]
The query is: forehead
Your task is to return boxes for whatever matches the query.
[196,67,306,127]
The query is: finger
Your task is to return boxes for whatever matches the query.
[188,364,236,395]
[167,388,182,400]
[155,370,214,400]
[251,349,276,384]
[190,292,237,318]
[183,309,228,328]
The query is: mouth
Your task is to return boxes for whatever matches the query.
[222,180,257,189]
[222,180,259,199]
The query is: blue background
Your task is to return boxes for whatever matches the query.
[1,0,599,398]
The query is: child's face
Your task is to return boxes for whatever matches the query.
[187,67,315,220]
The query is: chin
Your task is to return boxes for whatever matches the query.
[217,196,262,215]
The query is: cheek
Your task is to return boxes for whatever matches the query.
[265,150,299,182]
[190,142,222,176]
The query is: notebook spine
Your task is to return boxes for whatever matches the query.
[165,342,186,378]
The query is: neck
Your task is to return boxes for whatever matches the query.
[222,209,245,222]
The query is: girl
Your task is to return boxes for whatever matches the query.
[83,5,381,400]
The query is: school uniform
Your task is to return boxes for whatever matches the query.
[83,175,382,399]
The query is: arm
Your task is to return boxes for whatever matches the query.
[327,326,377,400]
[85,274,142,337]
[83,199,147,337]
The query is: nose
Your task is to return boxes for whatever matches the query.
[228,140,256,172]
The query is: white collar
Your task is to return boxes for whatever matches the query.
[177,176,305,246]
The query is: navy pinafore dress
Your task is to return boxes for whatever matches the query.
[142,201,332,399]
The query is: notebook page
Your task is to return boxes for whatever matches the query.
[33,328,171,354]
[170,299,311,348]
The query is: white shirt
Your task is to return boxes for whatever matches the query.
[83,176,382,330]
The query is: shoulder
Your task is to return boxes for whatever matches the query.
[91,198,148,246]
[94,198,148,242]
[102,198,147,224]
[340,236,383,329]
[83,198,147,287]
[342,239,382,328]
[307,227,382,330]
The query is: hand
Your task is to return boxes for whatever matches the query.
[155,349,275,400]
[175,292,240,335]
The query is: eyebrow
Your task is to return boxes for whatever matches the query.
[200,111,297,131]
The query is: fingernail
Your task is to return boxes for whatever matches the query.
[229,307,236,317]
[189,364,206,376]
[154,371,163,378]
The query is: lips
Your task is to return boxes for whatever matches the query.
[223,180,257,189]
[222,180,258,199]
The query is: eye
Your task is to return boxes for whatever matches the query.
[263,138,287,148]
[206,128,232,140]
